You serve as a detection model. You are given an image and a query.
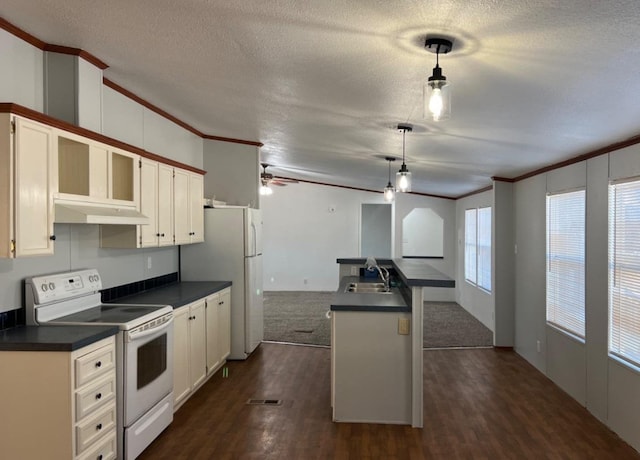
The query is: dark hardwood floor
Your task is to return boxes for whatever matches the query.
[139,343,639,459]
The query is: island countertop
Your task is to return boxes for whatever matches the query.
[331,276,410,312]
[336,258,455,288]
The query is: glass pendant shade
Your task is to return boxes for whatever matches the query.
[384,182,395,202]
[424,77,451,121]
[396,166,412,192]
[259,183,273,196]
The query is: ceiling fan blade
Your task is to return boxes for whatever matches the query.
[273,177,299,183]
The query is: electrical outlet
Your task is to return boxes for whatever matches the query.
[537,340,541,353]
[350,266,359,276]
[398,318,410,335]
[147,256,152,269]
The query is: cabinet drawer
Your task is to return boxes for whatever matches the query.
[76,373,116,420]
[76,429,117,460]
[75,343,116,388]
[76,404,117,455]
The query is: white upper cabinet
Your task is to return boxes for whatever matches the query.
[173,168,191,245]
[174,168,203,245]
[139,158,159,247]
[189,173,204,243]
[100,161,201,249]
[0,114,57,258]
[56,130,139,208]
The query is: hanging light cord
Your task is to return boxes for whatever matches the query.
[388,159,392,183]
[402,128,406,165]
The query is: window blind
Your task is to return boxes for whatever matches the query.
[478,207,492,291]
[546,190,585,338]
[609,179,640,367]
[465,209,477,283]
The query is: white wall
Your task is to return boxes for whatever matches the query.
[102,86,203,169]
[512,148,640,451]
[0,29,44,111]
[261,182,387,291]
[262,184,456,293]
[0,224,178,312]
[395,193,456,301]
[455,190,494,331]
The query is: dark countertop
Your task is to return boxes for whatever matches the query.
[331,276,410,312]
[0,325,119,352]
[109,281,232,309]
[336,258,455,288]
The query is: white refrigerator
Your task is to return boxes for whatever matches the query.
[180,206,264,360]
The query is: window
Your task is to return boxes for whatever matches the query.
[609,178,640,367]
[546,190,585,338]
[465,207,491,291]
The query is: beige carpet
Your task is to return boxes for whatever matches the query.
[263,291,494,348]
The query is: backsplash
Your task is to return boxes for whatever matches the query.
[0,309,25,331]
[101,272,179,302]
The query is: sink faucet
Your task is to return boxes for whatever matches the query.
[375,265,390,292]
[365,257,390,291]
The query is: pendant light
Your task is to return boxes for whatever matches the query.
[383,157,396,202]
[259,181,273,196]
[424,37,453,121]
[396,124,412,193]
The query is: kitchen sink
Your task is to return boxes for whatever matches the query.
[345,282,393,294]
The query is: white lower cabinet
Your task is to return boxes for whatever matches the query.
[173,287,231,410]
[206,287,231,375]
[173,299,207,409]
[0,336,117,459]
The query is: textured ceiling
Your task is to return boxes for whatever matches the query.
[3,1,640,197]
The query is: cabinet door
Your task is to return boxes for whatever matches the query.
[109,149,138,204]
[173,168,190,245]
[189,173,204,243]
[218,289,231,361]
[205,294,220,374]
[172,307,191,407]
[89,143,109,200]
[14,117,56,257]
[189,300,207,389]
[139,158,159,248]
[157,163,174,246]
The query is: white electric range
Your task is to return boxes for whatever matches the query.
[25,269,174,460]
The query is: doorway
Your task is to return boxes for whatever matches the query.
[360,203,392,258]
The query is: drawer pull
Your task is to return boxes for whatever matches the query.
[95,392,102,400]
[95,361,102,368]
[98,455,103,460]
[96,423,102,431]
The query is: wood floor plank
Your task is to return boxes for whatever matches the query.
[139,344,639,459]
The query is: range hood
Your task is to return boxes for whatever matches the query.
[54,201,150,225]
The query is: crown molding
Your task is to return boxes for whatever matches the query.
[1,16,263,148]
[0,102,206,175]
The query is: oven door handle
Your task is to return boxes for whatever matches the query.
[127,317,174,342]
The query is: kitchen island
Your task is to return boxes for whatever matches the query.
[333,258,454,428]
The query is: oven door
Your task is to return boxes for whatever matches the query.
[124,314,174,426]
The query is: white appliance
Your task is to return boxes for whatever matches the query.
[25,269,174,460]
[181,206,264,360]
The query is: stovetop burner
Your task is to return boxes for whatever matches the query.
[49,304,170,326]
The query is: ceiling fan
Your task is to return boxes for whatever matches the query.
[260,163,299,187]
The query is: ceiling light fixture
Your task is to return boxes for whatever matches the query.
[424,37,453,121]
[396,124,412,193]
[259,179,273,196]
[383,156,396,202]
